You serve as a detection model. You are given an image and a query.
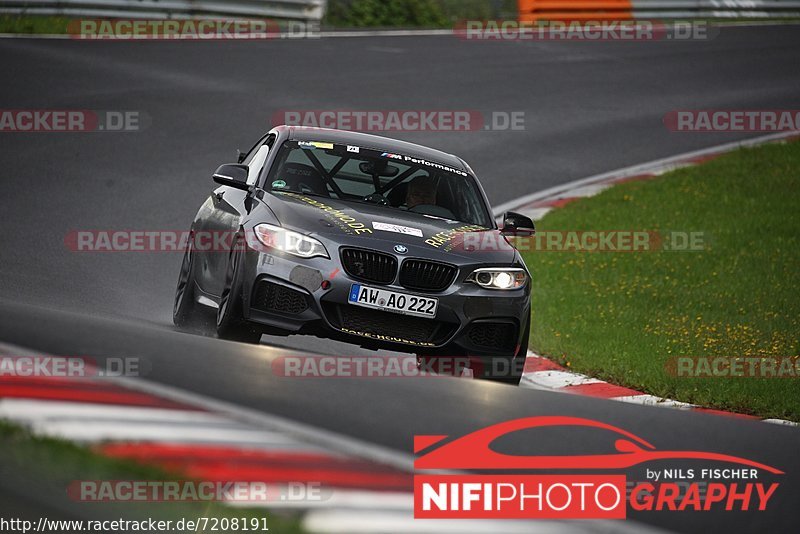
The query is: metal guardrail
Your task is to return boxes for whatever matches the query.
[0,0,328,21]
[518,0,800,20]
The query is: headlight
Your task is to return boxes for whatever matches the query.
[254,223,329,259]
[467,268,527,290]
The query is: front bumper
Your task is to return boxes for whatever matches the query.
[240,247,530,356]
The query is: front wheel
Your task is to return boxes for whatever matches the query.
[216,234,262,344]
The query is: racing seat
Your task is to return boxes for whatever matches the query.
[280,163,330,197]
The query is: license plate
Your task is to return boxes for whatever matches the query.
[348,284,438,318]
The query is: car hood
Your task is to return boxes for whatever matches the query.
[266,191,517,263]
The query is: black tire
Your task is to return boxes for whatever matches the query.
[173,242,200,328]
[216,233,262,344]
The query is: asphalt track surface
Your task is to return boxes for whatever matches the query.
[1,26,799,532]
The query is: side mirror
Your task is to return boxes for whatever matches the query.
[213,164,250,191]
[237,149,246,164]
[500,211,536,236]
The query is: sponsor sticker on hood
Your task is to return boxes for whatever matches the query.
[372,221,424,238]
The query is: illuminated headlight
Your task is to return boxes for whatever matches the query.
[467,268,527,290]
[254,223,329,259]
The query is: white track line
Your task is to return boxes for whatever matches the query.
[612,395,696,410]
[520,370,602,389]
[763,418,800,426]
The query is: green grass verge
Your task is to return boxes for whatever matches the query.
[0,1,518,34]
[324,0,517,28]
[0,15,72,34]
[521,140,800,421]
[0,419,305,532]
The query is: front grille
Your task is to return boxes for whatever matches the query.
[325,304,456,346]
[251,281,309,315]
[399,259,457,292]
[341,248,397,285]
[466,322,517,351]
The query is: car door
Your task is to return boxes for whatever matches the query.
[195,135,274,299]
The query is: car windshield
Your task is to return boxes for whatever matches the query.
[263,140,493,227]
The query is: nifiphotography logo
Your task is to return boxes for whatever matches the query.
[413,417,783,519]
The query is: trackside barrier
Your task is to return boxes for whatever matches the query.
[518,0,800,21]
[0,0,327,21]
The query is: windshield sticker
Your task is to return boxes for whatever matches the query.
[282,192,373,236]
[380,152,467,177]
[404,155,468,177]
[347,145,360,153]
[298,141,334,150]
[372,222,423,238]
[271,179,287,189]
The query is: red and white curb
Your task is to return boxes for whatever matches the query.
[4,344,653,534]
[0,343,420,532]
[507,131,800,427]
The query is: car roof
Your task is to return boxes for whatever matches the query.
[283,125,468,172]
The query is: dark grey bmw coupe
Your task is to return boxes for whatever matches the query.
[173,126,535,383]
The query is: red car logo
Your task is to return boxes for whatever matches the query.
[414,416,783,473]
